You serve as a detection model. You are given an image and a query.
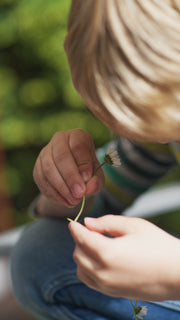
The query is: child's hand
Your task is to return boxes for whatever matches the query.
[69,215,180,301]
[33,129,104,207]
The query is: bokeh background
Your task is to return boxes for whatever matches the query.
[0,0,110,230]
[0,2,180,319]
[0,0,180,235]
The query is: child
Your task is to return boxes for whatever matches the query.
[11,1,180,319]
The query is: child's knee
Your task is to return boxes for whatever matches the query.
[10,218,77,310]
[10,227,38,309]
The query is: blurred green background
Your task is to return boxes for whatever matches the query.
[0,0,110,227]
[0,0,179,234]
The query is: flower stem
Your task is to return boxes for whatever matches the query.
[67,195,86,222]
[74,195,86,222]
[67,162,106,222]
[130,299,138,320]
[94,162,106,174]
[130,299,134,308]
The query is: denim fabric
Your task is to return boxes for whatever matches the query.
[10,215,180,320]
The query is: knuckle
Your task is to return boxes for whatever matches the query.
[42,160,52,177]
[53,149,67,164]
[101,214,113,224]
[95,270,110,287]
[98,251,111,268]
[64,170,79,185]
[74,128,89,138]
[73,250,79,265]
[72,129,93,147]
[52,131,64,141]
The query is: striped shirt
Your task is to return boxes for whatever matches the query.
[96,138,179,215]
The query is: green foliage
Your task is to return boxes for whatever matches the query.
[0,0,109,148]
[0,0,110,224]
[0,0,179,234]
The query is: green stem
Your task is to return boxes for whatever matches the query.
[74,195,86,222]
[94,162,106,174]
[67,161,106,223]
[130,299,134,309]
[67,195,86,222]
[67,160,106,223]
[130,299,138,320]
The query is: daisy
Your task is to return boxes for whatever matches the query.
[130,300,148,320]
[104,147,121,167]
[135,306,148,319]
[68,147,121,222]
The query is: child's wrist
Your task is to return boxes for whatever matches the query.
[29,194,96,219]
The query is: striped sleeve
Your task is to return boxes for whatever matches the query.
[96,137,177,214]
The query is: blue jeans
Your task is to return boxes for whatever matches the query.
[10,216,180,320]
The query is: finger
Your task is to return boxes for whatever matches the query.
[33,156,74,207]
[73,245,97,271]
[51,132,86,199]
[69,221,108,259]
[39,144,80,206]
[74,246,102,291]
[69,129,105,195]
[69,129,94,182]
[76,265,99,290]
[84,215,139,237]
[86,156,105,195]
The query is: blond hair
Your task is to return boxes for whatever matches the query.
[65,0,180,141]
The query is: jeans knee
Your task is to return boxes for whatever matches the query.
[10,226,39,309]
[10,218,76,312]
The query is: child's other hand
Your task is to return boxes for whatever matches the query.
[33,129,104,207]
[69,215,180,301]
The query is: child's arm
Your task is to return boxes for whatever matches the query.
[32,193,96,219]
[32,129,105,218]
[96,138,176,214]
[69,215,180,301]
[32,131,176,218]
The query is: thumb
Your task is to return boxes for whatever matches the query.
[84,215,138,237]
[86,156,105,195]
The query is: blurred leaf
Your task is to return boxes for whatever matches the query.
[0,0,112,226]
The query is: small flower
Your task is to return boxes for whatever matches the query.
[68,147,121,222]
[135,306,148,319]
[130,300,148,320]
[104,147,121,167]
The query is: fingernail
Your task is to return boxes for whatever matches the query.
[81,171,91,182]
[72,184,85,198]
